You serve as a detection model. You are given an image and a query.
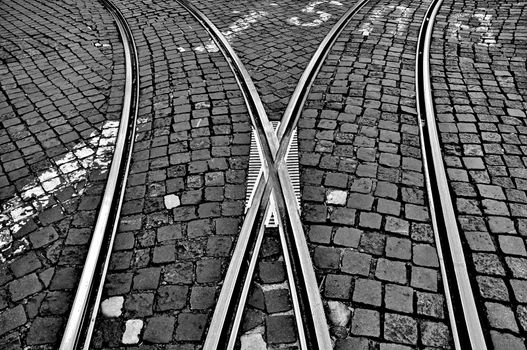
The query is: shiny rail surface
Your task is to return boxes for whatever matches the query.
[59,0,140,348]
[174,0,368,349]
[173,1,317,348]
[415,0,487,349]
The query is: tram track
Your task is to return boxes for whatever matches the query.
[174,0,369,348]
[55,0,493,348]
[59,0,140,348]
[416,0,488,349]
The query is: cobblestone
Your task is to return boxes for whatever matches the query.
[297,0,453,346]
[25,318,60,345]
[0,0,124,345]
[342,250,371,276]
[431,1,527,342]
[353,279,382,306]
[143,316,175,343]
[81,1,255,346]
[175,313,208,341]
[0,305,26,336]
[351,308,380,337]
[486,302,519,332]
[266,315,297,344]
[385,284,413,314]
[4,0,523,347]
[384,313,417,345]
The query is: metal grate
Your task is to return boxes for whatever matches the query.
[245,122,300,227]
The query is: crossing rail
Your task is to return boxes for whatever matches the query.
[174,0,369,348]
[58,0,491,348]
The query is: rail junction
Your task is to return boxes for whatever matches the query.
[1,0,526,349]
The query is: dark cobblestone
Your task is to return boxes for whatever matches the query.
[0,0,124,345]
[87,0,251,347]
[143,316,175,343]
[351,308,380,337]
[174,313,207,341]
[4,0,523,347]
[266,315,297,344]
[0,305,26,336]
[26,317,63,345]
[298,0,453,346]
[431,0,527,345]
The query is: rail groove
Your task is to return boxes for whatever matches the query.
[416,0,487,349]
[56,0,488,348]
[175,0,368,348]
[59,0,140,348]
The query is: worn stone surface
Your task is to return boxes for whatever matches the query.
[328,301,352,327]
[101,296,124,318]
[240,332,267,350]
[4,0,523,347]
[296,0,454,346]
[0,0,124,346]
[81,0,254,347]
[26,317,63,345]
[0,305,26,336]
[143,316,175,343]
[351,308,380,337]
[122,319,143,345]
[431,0,527,345]
[266,315,297,344]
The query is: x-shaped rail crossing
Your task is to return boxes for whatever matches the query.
[205,84,330,349]
[174,1,370,348]
[200,25,331,350]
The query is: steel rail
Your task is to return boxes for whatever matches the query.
[267,1,370,347]
[416,0,487,349]
[276,0,369,165]
[175,0,369,348]
[59,0,140,349]
[228,131,309,349]
[173,1,314,348]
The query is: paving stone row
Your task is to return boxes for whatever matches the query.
[430,1,527,348]
[0,0,124,347]
[298,0,454,347]
[176,2,361,347]
[186,0,351,120]
[90,0,251,347]
[240,227,299,348]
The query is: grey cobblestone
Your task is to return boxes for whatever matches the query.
[351,308,380,337]
[431,0,527,344]
[0,0,125,345]
[0,305,26,336]
[353,279,382,306]
[384,313,418,345]
[298,0,453,347]
[84,0,253,346]
[189,0,351,121]
[4,0,523,347]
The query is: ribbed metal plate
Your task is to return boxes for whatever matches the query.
[245,122,300,227]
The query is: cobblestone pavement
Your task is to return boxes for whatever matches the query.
[431,0,527,348]
[0,0,124,347]
[90,0,251,347]
[2,0,527,349]
[186,0,351,120]
[298,0,454,347]
[240,227,300,348]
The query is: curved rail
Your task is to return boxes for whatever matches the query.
[276,0,368,163]
[173,1,316,348]
[59,1,140,349]
[415,0,487,349]
[174,0,368,349]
